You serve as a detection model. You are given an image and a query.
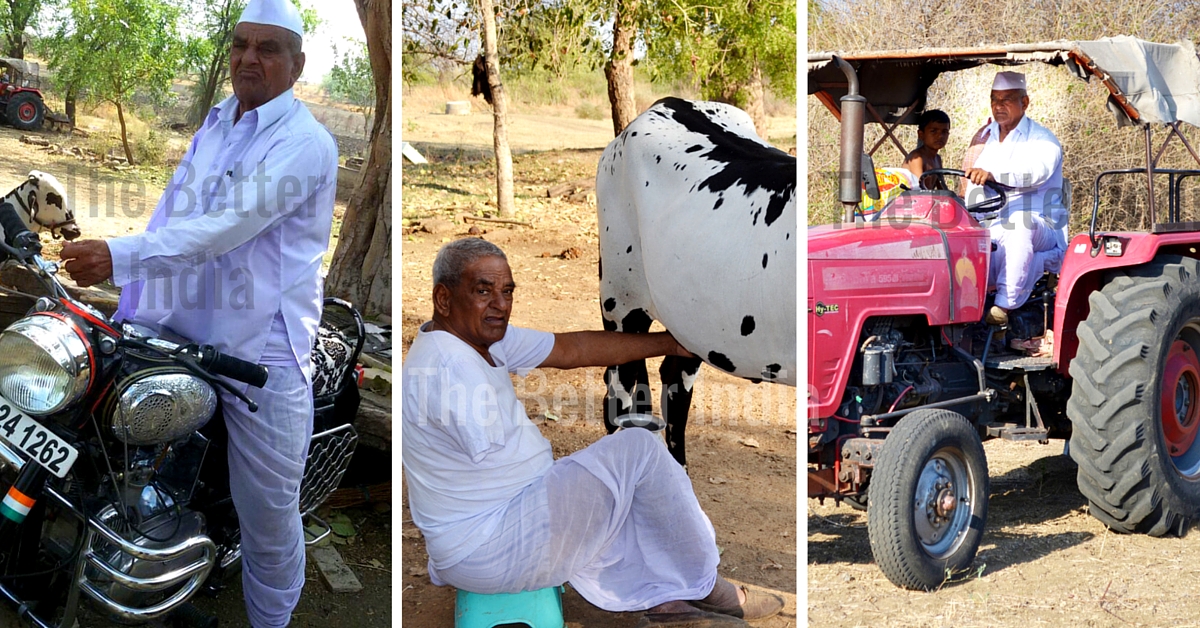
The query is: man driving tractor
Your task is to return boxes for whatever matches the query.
[962,71,1068,328]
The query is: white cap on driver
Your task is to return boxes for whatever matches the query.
[236,0,304,38]
[992,71,1026,91]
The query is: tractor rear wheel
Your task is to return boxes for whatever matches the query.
[1068,255,1200,536]
[6,92,42,131]
[867,408,989,590]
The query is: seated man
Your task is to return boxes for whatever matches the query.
[901,109,950,190]
[402,238,784,626]
[962,71,1067,327]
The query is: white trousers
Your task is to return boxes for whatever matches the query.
[222,364,314,628]
[988,211,1064,309]
[429,428,720,611]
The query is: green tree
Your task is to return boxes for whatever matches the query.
[400,0,475,84]
[644,0,796,133]
[42,0,188,165]
[503,0,603,77]
[0,0,41,58]
[324,39,374,140]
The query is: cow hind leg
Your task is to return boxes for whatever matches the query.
[602,309,654,435]
[660,355,703,468]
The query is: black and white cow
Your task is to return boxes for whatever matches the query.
[1,171,80,241]
[597,97,796,468]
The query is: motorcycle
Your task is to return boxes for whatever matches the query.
[0,205,364,627]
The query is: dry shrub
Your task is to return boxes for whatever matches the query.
[574,100,608,120]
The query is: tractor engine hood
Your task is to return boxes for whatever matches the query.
[808,192,991,419]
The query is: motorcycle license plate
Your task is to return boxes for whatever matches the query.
[0,398,78,478]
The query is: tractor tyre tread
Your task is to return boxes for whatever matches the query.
[867,408,988,591]
[1068,254,1200,537]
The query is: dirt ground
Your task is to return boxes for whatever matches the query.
[400,120,798,625]
[809,438,1200,627]
[0,113,392,625]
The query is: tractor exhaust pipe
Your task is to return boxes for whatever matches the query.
[834,56,867,224]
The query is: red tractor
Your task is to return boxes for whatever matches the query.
[808,38,1200,590]
[0,57,47,131]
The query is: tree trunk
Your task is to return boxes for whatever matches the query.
[4,0,31,59]
[744,63,767,137]
[116,101,133,165]
[717,62,767,138]
[65,92,75,127]
[478,0,514,217]
[188,0,236,128]
[604,0,638,135]
[324,0,391,320]
[189,54,228,128]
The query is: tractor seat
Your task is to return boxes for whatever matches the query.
[1036,177,1072,276]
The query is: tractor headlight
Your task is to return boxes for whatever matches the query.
[0,314,92,415]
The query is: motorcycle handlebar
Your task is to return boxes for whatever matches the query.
[0,203,39,255]
[196,345,269,388]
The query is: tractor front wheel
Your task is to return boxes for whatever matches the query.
[867,408,989,590]
[1069,255,1200,536]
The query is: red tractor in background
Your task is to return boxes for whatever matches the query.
[808,38,1200,590]
[0,57,48,131]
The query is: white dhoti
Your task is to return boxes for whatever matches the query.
[223,364,314,628]
[429,428,720,611]
[988,210,1065,310]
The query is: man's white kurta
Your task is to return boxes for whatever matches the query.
[107,88,338,379]
[403,324,557,568]
[403,323,720,610]
[965,114,1067,310]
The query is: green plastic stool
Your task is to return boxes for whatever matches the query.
[454,586,565,628]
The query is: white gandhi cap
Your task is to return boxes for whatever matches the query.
[992,71,1026,91]
[237,0,304,38]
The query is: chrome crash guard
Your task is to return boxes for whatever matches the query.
[300,423,359,546]
[0,440,215,628]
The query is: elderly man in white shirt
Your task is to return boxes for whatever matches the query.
[403,238,785,627]
[57,0,337,625]
[964,71,1068,327]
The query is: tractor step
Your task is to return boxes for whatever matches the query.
[986,424,1050,441]
[985,355,1054,371]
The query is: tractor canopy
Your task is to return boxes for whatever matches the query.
[809,36,1200,135]
[0,57,42,90]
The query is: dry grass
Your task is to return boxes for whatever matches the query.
[810,439,1200,627]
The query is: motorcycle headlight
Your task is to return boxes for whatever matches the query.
[110,369,217,445]
[0,314,92,415]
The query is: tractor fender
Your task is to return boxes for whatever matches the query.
[1054,231,1200,371]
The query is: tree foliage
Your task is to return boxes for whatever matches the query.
[0,0,41,58]
[400,0,475,82]
[644,0,796,105]
[42,0,188,165]
[501,0,604,76]
[324,39,374,139]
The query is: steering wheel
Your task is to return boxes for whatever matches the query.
[921,168,1011,215]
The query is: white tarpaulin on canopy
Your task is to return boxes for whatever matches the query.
[1074,36,1200,127]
